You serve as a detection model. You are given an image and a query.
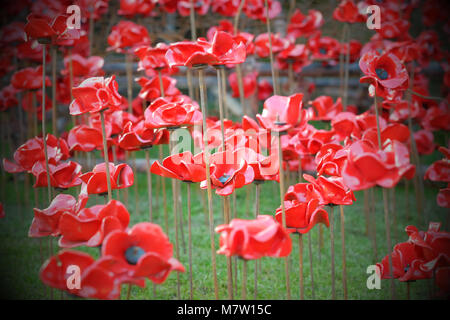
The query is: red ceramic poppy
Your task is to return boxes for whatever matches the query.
[134,43,178,75]
[158,0,178,13]
[287,9,324,38]
[376,15,410,40]
[421,102,450,131]
[256,93,305,132]
[254,32,288,59]
[107,20,151,54]
[307,32,340,65]
[437,185,450,208]
[331,112,361,140]
[69,76,122,116]
[11,66,51,90]
[302,173,355,206]
[68,125,103,153]
[215,215,291,260]
[80,162,134,195]
[200,149,255,196]
[136,75,180,101]
[21,90,52,120]
[144,96,200,129]
[243,0,281,22]
[102,222,185,284]
[151,151,206,183]
[276,44,311,73]
[177,0,211,16]
[31,160,82,189]
[61,54,104,78]
[211,1,239,17]
[0,21,26,44]
[0,85,18,111]
[3,134,69,173]
[359,51,409,98]
[29,194,80,238]
[342,139,415,190]
[118,0,157,17]
[228,71,257,98]
[24,13,78,44]
[234,147,279,182]
[376,242,432,281]
[333,0,365,23]
[289,124,336,157]
[59,200,130,248]
[0,202,4,219]
[414,129,436,155]
[340,39,362,63]
[118,120,168,151]
[361,123,410,149]
[315,143,348,177]
[16,40,47,62]
[275,199,329,234]
[309,96,343,121]
[165,31,246,67]
[424,147,450,182]
[384,99,421,123]
[257,80,273,101]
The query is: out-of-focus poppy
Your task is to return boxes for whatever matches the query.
[215,215,292,260]
[107,20,151,54]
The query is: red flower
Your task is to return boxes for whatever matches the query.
[309,96,343,121]
[340,40,362,63]
[376,242,432,281]
[0,85,18,111]
[287,9,324,38]
[228,71,257,98]
[0,203,4,219]
[243,0,282,22]
[80,162,134,195]
[177,0,211,16]
[342,139,415,190]
[200,149,255,196]
[28,194,84,238]
[102,222,185,283]
[333,0,365,23]
[24,13,78,44]
[302,174,355,206]
[16,40,47,62]
[74,0,109,20]
[118,0,157,17]
[257,80,273,101]
[69,76,122,116]
[151,151,206,183]
[307,32,340,64]
[414,129,436,155]
[437,185,450,208]
[107,21,151,54]
[254,32,289,58]
[0,21,26,44]
[211,3,239,17]
[315,143,348,176]
[31,160,82,189]
[331,112,360,140]
[68,125,103,153]
[376,16,410,40]
[234,147,279,182]
[275,199,329,234]
[21,90,52,120]
[276,44,311,73]
[137,75,180,101]
[3,134,69,173]
[215,215,292,260]
[61,54,104,78]
[144,96,200,129]
[11,66,51,90]
[359,51,409,98]
[421,102,450,131]
[159,0,178,13]
[166,31,246,67]
[134,43,178,75]
[424,147,450,182]
[118,120,168,151]
[59,200,130,248]
[256,93,305,132]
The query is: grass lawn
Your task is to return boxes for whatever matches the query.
[0,165,447,300]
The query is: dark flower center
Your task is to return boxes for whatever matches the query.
[218,174,231,184]
[319,47,327,55]
[375,68,389,80]
[125,246,146,265]
[404,264,410,273]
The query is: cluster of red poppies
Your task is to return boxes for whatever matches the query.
[0,0,449,300]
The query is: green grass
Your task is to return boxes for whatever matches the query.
[0,169,447,300]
